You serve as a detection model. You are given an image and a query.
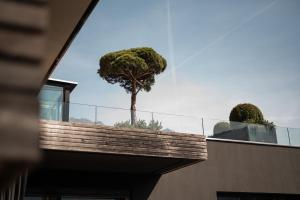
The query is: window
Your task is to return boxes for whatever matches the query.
[217,192,300,200]
[39,85,64,121]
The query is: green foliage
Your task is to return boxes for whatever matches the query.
[229,103,265,124]
[98,47,167,93]
[114,120,133,128]
[213,122,230,135]
[114,119,163,131]
[147,119,163,131]
[262,119,275,129]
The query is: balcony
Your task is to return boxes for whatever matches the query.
[204,118,300,147]
[38,101,207,174]
[38,98,300,175]
[40,100,300,147]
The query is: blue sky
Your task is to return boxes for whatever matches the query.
[52,0,300,129]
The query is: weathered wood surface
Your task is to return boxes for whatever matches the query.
[0,0,48,190]
[40,120,208,160]
[0,1,48,90]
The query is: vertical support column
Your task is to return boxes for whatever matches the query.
[201,118,205,135]
[287,128,291,146]
[0,170,28,200]
[95,106,98,124]
[62,89,70,122]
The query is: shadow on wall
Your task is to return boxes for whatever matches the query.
[27,169,161,200]
[131,175,161,200]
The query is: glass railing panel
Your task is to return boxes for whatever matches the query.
[40,101,63,121]
[288,127,300,146]
[206,118,297,146]
[39,101,300,147]
[275,126,290,146]
[96,106,131,127]
[206,119,250,140]
[201,118,216,137]
[151,113,202,133]
[68,103,96,124]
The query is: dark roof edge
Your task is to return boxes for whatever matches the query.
[42,0,99,84]
[47,78,78,92]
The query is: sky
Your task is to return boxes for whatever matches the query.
[52,0,300,130]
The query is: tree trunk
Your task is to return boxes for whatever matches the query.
[131,81,137,125]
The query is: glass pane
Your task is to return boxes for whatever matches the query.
[288,128,300,146]
[68,103,96,124]
[39,85,64,121]
[39,85,63,102]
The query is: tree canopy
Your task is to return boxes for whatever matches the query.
[229,103,264,124]
[98,47,167,94]
[98,47,167,125]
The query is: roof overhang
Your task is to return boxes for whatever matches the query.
[47,78,78,92]
[38,0,99,89]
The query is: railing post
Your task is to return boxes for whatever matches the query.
[287,127,291,146]
[201,117,205,135]
[95,106,98,124]
[151,112,154,121]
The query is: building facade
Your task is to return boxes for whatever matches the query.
[22,79,300,200]
[1,1,299,200]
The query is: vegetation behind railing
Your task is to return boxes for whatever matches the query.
[39,101,300,147]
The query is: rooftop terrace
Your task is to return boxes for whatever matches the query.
[40,101,300,148]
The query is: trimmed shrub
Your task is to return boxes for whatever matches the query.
[229,103,264,124]
[213,122,230,135]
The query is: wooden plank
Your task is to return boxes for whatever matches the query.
[40,136,206,154]
[40,120,208,161]
[39,135,207,153]
[40,141,205,159]
[40,131,207,150]
[41,120,204,138]
[0,0,48,186]
[0,61,41,89]
[40,142,207,160]
[0,29,45,60]
[0,93,40,161]
[0,1,47,30]
[40,128,206,146]
[40,123,206,142]
[42,144,208,161]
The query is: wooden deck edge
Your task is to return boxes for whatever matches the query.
[40,120,208,161]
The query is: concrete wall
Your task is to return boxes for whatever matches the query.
[147,139,300,200]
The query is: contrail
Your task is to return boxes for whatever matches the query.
[166,0,176,83]
[166,0,180,115]
[158,0,278,80]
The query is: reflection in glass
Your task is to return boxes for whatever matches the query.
[39,85,63,121]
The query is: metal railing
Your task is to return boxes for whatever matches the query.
[39,101,300,147]
[202,118,300,147]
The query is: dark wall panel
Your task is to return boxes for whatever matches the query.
[147,140,300,200]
